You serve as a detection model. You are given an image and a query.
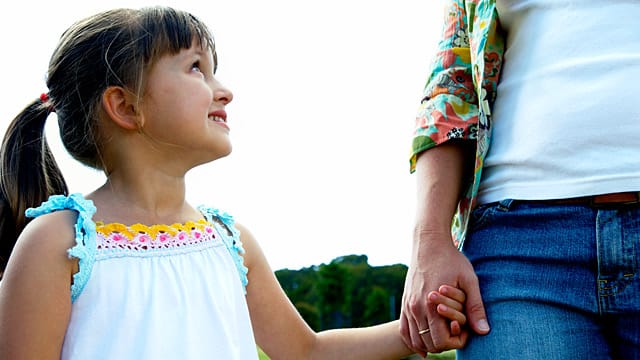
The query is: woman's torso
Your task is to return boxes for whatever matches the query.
[478,0,640,204]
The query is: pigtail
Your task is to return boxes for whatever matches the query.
[0,97,68,274]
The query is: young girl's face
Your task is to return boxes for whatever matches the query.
[139,41,233,167]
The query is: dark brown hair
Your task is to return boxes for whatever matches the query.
[0,6,216,273]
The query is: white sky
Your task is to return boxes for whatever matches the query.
[0,0,444,270]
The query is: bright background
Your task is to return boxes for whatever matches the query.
[0,0,444,270]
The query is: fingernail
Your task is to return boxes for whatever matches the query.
[477,319,490,332]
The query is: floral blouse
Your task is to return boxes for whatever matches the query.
[410,0,505,248]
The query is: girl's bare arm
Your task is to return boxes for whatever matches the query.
[239,223,414,359]
[0,211,76,359]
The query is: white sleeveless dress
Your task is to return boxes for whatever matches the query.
[26,194,258,359]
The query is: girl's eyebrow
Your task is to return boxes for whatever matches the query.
[177,47,207,62]
[192,46,209,56]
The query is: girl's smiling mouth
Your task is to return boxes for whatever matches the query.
[208,110,229,129]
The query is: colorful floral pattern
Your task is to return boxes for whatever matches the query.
[410,0,505,248]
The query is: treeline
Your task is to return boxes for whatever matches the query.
[275,254,408,331]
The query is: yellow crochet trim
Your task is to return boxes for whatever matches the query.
[96,219,211,241]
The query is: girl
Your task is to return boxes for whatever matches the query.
[0,7,465,359]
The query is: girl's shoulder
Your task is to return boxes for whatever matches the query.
[23,193,97,301]
[18,206,79,258]
[2,200,82,302]
[25,193,97,262]
[20,193,95,256]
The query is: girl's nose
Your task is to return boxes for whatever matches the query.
[213,83,233,105]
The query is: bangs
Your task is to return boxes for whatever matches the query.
[140,7,217,72]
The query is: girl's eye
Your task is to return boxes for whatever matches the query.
[191,61,203,75]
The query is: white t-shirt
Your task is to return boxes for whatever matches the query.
[478,0,640,204]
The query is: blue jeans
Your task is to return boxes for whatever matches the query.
[458,200,640,360]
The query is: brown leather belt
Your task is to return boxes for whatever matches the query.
[525,192,640,208]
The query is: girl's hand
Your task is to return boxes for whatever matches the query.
[429,285,467,336]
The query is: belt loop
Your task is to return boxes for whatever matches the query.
[497,199,515,212]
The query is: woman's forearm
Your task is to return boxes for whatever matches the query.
[413,141,471,242]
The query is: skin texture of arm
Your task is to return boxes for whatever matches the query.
[0,211,77,359]
[238,223,415,360]
[400,142,489,355]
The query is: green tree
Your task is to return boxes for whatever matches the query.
[276,267,319,303]
[294,301,321,330]
[371,264,407,318]
[274,254,409,331]
[317,260,351,329]
[334,255,370,327]
[363,286,391,326]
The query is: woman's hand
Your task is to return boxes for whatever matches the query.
[399,236,490,355]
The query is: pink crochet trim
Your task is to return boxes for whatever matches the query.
[96,220,217,252]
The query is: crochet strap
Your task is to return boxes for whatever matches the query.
[25,193,97,303]
[198,206,249,292]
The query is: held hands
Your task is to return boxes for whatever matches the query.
[430,285,467,337]
[414,285,468,343]
[399,237,490,357]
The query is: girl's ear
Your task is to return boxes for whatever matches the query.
[101,86,142,130]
